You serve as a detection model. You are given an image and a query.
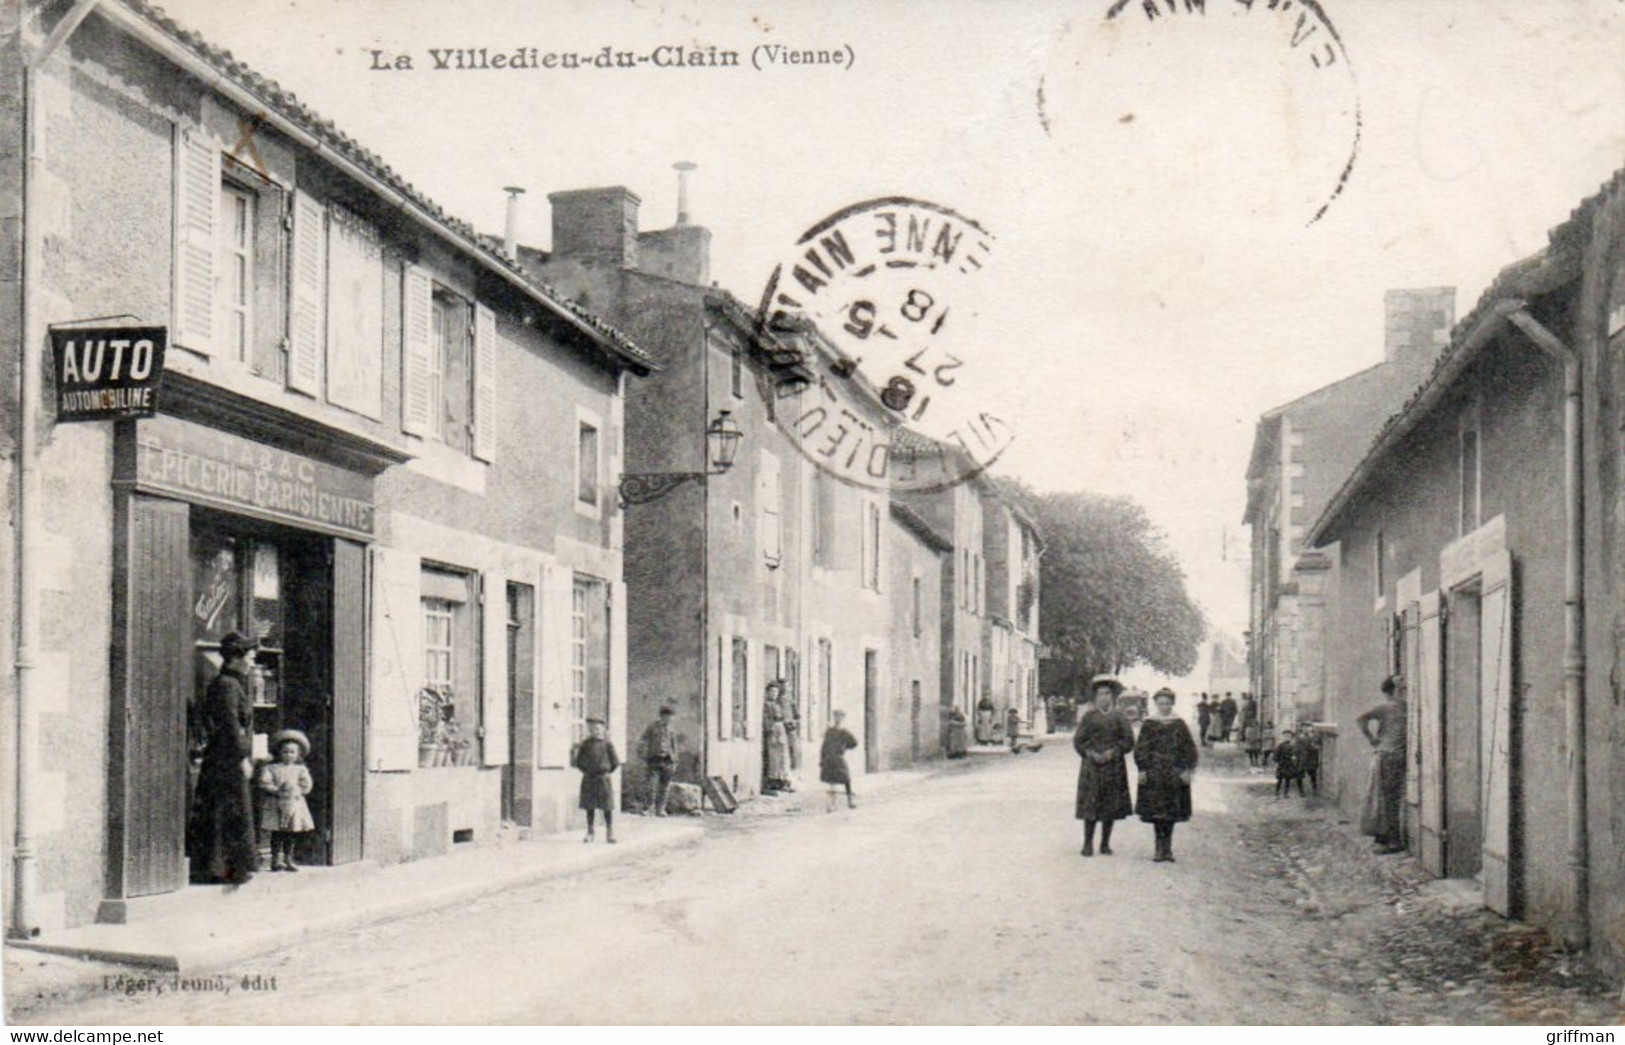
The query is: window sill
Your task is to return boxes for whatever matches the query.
[405,437,487,495]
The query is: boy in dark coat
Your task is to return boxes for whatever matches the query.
[1274,729,1302,797]
[573,718,620,843]
[1295,729,1322,794]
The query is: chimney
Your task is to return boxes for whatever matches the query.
[1383,286,1456,368]
[547,186,641,269]
[673,161,697,226]
[502,186,525,259]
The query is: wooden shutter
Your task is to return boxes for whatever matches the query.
[472,303,498,461]
[113,495,191,898]
[1417,591,1446,876]
[537,563,573,769]
[586,580,610,725]
[370,546,421,771]
[330,539,366,863]
[401,265,434,436]
[1480,551,1516,915]
[287,191,326,395]
[482,571,510,766]
[172,127,218,353]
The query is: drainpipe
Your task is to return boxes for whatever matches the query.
[1506,305,1587,952]
[12,0,103,941]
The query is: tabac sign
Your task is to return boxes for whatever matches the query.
[51,326,167,421]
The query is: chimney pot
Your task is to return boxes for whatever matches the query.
[673,161,697,226]
[502,186,525,259]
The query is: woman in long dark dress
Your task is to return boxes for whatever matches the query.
[1073,676,1134,856]
[1134,687,1198,863]
[189,632,259,885]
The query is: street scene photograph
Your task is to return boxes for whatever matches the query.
[2,0,1625,1030]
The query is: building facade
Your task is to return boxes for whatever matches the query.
[1307,167,1625,975]
[2,0,650,935]
[1244,287,1455,732]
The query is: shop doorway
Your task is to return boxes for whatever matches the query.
[187,508,361,873]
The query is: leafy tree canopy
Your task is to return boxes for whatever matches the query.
[997,478,1207,691]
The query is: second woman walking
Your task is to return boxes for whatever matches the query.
[1073,675,1134,856]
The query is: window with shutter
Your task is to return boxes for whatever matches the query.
[326,205,384,417]
[472,304,497,461]
[287,191,326,396]
[173,127,219,353]
[400,265,434,437]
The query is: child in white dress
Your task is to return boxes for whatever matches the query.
[257,729,315,872]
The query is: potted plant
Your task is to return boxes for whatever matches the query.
[417,685,451,768]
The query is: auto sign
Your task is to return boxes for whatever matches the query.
[51,326,167,421]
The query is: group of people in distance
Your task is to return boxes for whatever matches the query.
[1073,676,1197,863]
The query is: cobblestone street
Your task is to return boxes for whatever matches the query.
[8,744,1621,1025]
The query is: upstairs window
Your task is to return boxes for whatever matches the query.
[402,268,498,461]
[578,422,600,507]
[217,183,254,360]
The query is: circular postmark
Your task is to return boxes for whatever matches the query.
[754,198,1014,495]
[1038,0,1361,227]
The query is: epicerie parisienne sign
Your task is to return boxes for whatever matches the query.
[50,326,167,421]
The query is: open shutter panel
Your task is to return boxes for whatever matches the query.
[401,265,435,436]
[287,191,326,395]
[172,127,217,353]
[1417,591,1446,876]
[537,563,572,769]
[472,303,498,461]
[1480,551,1516,916]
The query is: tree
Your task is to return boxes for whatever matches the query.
[998,479,1206,692]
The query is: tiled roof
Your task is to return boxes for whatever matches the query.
[889,502,953,554]
[107,1,656,373]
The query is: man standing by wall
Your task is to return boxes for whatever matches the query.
[638,705,679,816]
[1356,677,1408,855]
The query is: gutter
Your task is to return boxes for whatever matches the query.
[95,2,656,376]
[1506,308,1588,952]
[12,0,106,942]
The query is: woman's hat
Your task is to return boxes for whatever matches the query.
[1153,687,1177,702]
[219,631,258,661]
[659,704,676,716]
[1088,674,1125,695]
[270,729,310,758]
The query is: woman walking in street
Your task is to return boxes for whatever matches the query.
[1134,688,1198,863]
[820,710,859,811]
[1073,675,1134,856]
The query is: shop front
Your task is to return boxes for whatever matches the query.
[104,406,392,909]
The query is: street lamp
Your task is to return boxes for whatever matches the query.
[618,409,743,507]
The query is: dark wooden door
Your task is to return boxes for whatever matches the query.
[329,539,366,863]
[863,650,880,773]
[504,582,536,826]
[114,495,192,897]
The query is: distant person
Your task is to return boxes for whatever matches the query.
[1356,677,1408,854]
[574,717,620,843]
[1295,728,1322,795]
[975,694,997,745]
[1074,676,1134,857]
[762,681,793,795]
[1240,693,1259,734]
[1134,687,1198,863]
[1006,705,1023,752]
[945,708,969,758]
[1219,693,1239,742]
[637,704,679,816]
[1196,695,1213,749]
[1261,720,1276,766]
[1274,729,1302,797]
[820,710,860,811]
[1242,718,1263,766]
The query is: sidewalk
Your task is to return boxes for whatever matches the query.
[6,817,703,995]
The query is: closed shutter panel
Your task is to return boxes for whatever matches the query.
[287,191,326,396]
[586,580,610,725]
[401,265,434,436]
[172,127,218,353]
[117,496,192,897]
[481,571,509,766]
[330,540,366,862]
[1480,551,1516,915]
[370,546,421,771]
[472,303,498,461]
[1417,591,1446,876]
